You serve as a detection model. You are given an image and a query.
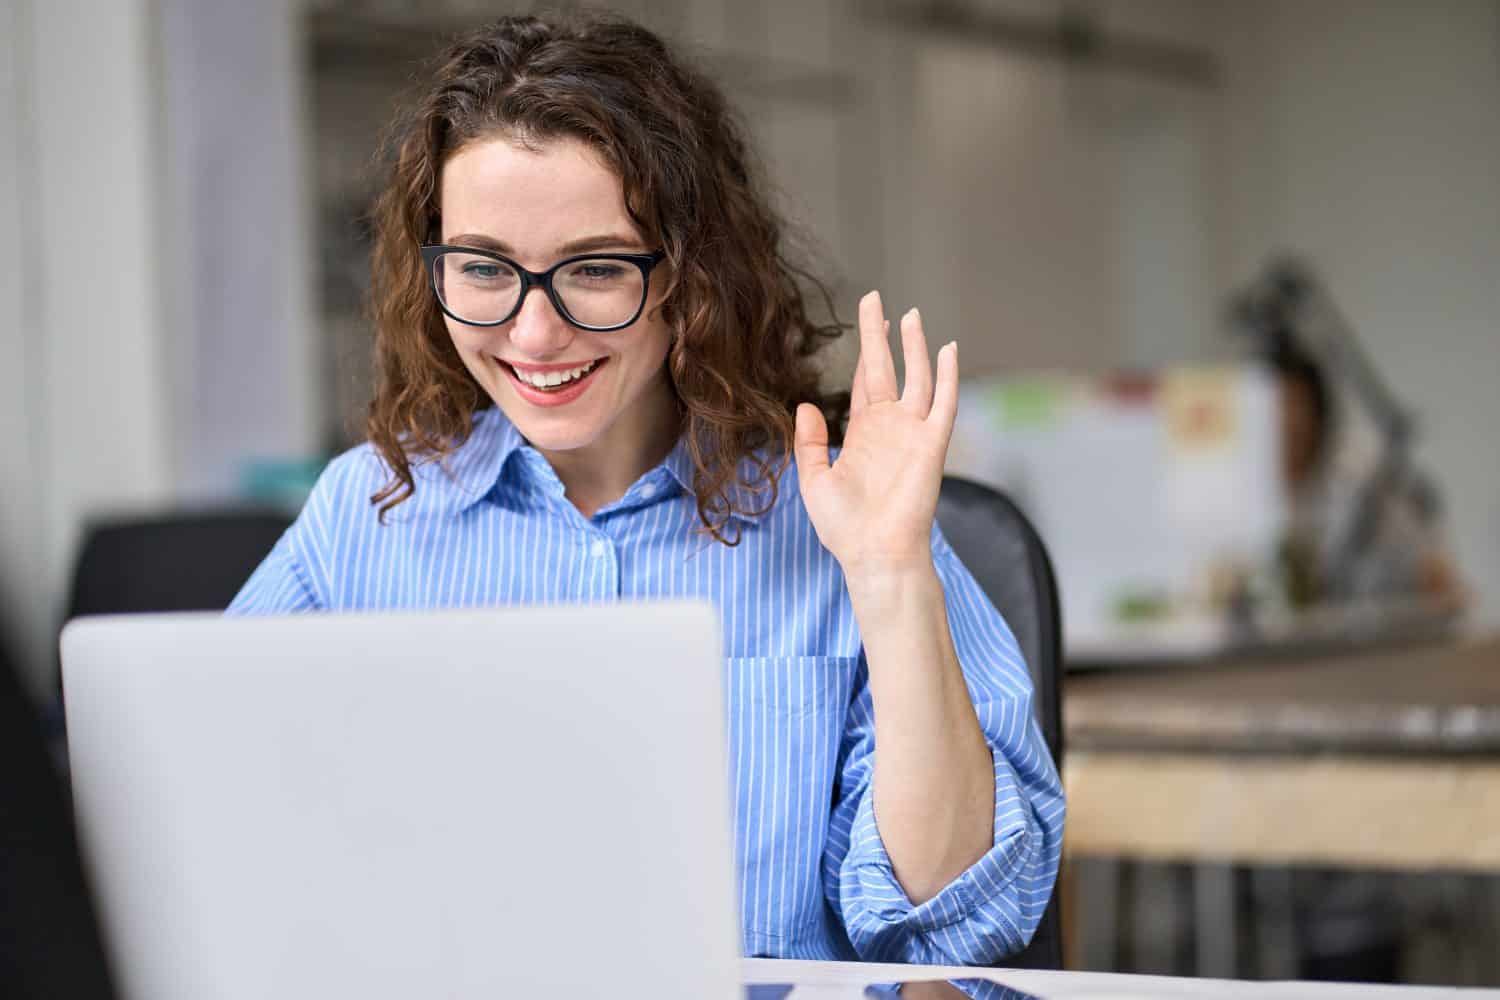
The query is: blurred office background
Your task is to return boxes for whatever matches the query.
[2,0,1498,987]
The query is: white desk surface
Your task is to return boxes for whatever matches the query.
[743,959,1500,998]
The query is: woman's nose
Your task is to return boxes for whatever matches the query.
[507,287,574,357]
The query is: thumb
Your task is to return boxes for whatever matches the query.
[792,403,830,479]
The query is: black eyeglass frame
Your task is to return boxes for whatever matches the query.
[419,244,667,332]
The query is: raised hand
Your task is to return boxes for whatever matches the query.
[793,290,958,577]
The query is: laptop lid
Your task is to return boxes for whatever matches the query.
[62,603,738,1000]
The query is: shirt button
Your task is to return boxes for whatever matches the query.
[639,483,657,500]
[591,538,609,557]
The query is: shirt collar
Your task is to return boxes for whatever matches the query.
[434,407,774,525]
[662,437,782,529]
[662,436,698,497]
[422,407,525,513]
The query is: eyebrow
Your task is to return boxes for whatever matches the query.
[443,232,646,256]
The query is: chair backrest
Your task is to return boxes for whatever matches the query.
[935,475,1064,970]
[65,510,294,619]
[29,511,291,995]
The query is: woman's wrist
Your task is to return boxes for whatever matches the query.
[841,551,940,614]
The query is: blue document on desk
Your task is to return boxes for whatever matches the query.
[746,980,1039,999]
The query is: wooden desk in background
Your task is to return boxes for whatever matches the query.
[1059,634,1500,978]
[1063,634,1500,870]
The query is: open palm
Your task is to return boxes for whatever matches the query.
[794,291,958,575]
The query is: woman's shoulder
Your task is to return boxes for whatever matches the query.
[302,442,390,517]
[307,410,515,520]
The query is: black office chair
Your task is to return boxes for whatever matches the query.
[936,475,1064,970]
[55,507,295,739]
[65,509,294,620]
[12,511,292,997]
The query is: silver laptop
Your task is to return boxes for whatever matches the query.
[62,603,739,1000]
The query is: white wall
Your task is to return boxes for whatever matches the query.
[1214,0,1500,624]
[0,0,175,697]
[159,0,319,501]
[880,0,1224,377]
[0,0,319,695]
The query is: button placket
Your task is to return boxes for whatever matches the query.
[586,533,619,599]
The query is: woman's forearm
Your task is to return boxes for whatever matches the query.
[846,556,995,905]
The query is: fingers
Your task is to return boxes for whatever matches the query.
[928,341,959,445]
[899,307,933,415]
[792,402,831,478]
[850,323,881,415]
[858,290,898,404]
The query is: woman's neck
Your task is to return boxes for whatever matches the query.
[536,375,681,518]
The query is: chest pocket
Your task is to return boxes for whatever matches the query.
[724,655,856,938]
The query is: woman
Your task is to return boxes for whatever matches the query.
[231,11,1062,965]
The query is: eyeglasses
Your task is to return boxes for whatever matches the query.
[419,245,667,332]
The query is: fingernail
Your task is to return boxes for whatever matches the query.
[910,307,921,321]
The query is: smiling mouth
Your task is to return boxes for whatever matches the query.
[502,358,606,391]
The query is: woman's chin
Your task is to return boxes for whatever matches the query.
[494,403,601,453]
[522,429,597,454]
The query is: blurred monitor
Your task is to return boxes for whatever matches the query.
[948,364,1463,667]
[948,365,1287,665]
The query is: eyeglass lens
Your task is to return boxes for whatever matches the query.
[432,253,647,328]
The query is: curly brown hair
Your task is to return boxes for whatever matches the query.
[365,10,848,543]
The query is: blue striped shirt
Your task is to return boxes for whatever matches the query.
[229,406,1064,965]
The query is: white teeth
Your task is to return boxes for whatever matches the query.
[512,359,599,388]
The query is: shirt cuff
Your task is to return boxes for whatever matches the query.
[843,746,1041,957]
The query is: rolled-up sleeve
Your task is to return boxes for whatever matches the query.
[823,530,1065,966]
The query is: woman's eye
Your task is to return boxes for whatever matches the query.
[461,263,502,280]
[573,263,625,281]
